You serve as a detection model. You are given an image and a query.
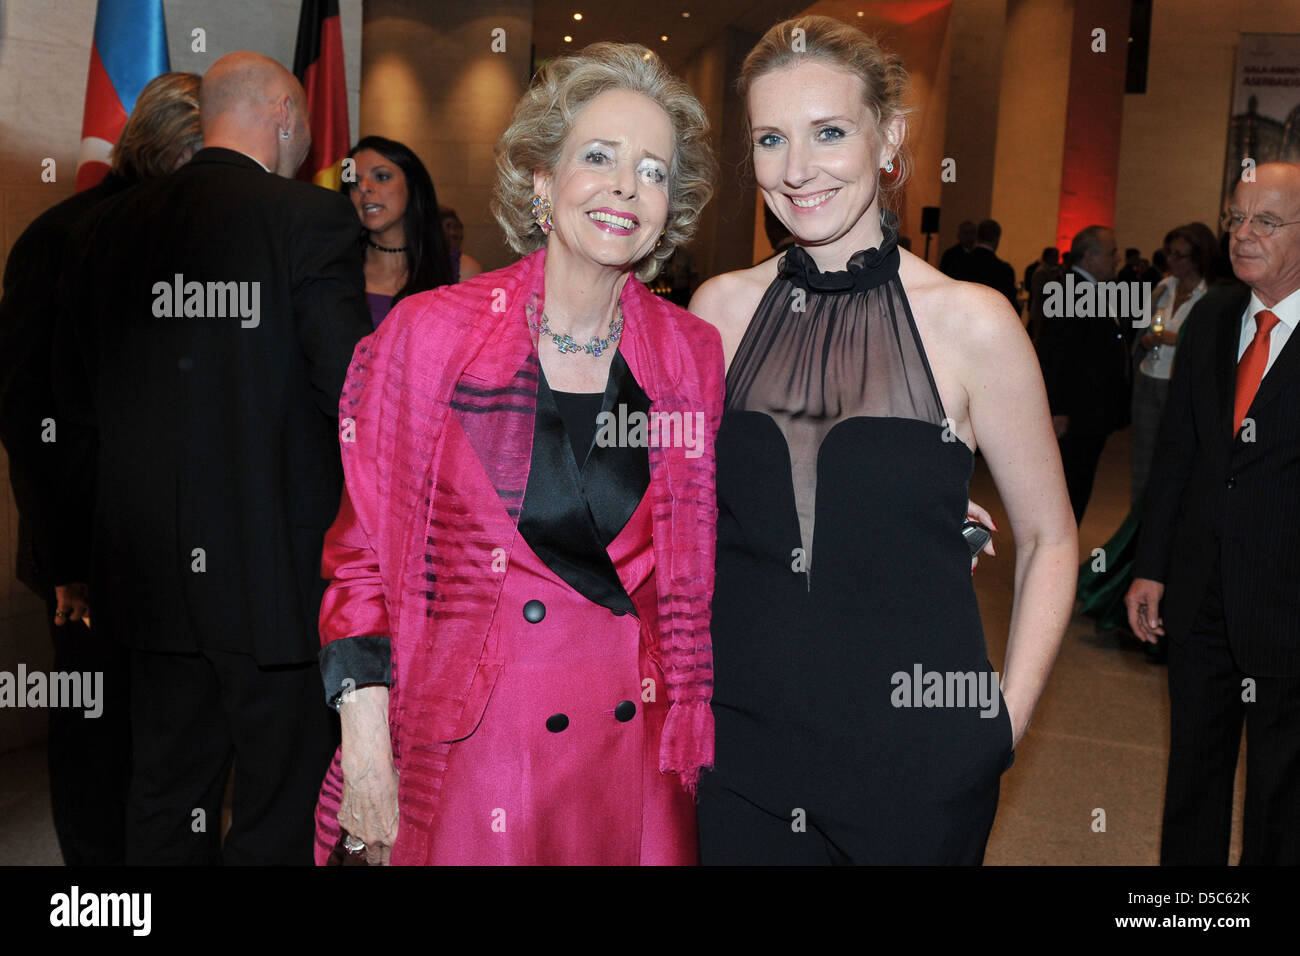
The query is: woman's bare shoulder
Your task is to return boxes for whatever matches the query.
[689,256,780,365]
[691,257,778,319]
[899,248,1023,345]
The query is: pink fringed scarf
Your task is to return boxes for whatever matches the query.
[320,249,721,863]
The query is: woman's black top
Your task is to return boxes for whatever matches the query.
[698,211,1015,865]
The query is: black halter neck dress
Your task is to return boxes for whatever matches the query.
[698,213,1015,865]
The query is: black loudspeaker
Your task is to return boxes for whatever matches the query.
[920,206,940,234]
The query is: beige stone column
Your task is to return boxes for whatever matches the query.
[681,25,761,282]
[360,0,534,272]
[990,0,1074,276]
[937,0,1007,260]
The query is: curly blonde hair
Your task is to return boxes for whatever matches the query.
[737,16,913,209]
[492,43,716,282]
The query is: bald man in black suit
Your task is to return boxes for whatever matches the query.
[55,52,370,865]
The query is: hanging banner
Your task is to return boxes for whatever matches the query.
[1222,33,1300,205]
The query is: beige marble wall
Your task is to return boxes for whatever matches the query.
[682,25,760,280]
[679,28,728,275]
[1114,0,1300,264]
[360,0,533,274]
[0,0,363,752]
[936,0,1007,259]
[990,0,1074,281]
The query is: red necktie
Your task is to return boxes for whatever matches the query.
[1234,309,1281,435]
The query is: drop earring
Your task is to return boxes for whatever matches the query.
[531,195,553,235]
[883,158,895,174]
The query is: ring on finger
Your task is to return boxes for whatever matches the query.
[343,834,367,854]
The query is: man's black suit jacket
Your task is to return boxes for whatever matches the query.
[1134,284,1300,676]
[959,246,1018,307]
[55,148,371,665]
[1035,268,1131,435]
[0,173,131,596]
[938,242,971,279]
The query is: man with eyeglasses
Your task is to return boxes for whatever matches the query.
[1127,162,1300,865]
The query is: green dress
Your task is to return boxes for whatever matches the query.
[1076,500,1142,632]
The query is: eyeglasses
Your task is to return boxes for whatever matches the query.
[1220,211,1300,236]
[1164,248,1191,259]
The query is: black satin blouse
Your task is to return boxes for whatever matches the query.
[551,389,604,466]
[517,350,651,614]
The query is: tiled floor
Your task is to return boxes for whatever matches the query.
[0,427,1244,865]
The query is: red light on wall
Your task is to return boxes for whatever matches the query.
[1055,0,1128,248]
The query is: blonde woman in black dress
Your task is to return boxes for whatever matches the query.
[689,16,1077,864]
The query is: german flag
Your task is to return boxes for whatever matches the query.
[292,0,349,189]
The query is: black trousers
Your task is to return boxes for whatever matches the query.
[1161,557,1300,865]
[126,647,337,865]
[45,593,131,865]
[1057,431,1109,524]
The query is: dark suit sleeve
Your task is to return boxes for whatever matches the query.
[1036,309,1079,417]
[289,192,371,418]
[47,211,106,585]
[0,224,58,562]
[1000,262,1018,308]
[0,224,48,412]
[1132,303,1211,584]
[939,247,959,279]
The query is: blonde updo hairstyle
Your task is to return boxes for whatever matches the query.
[493,42,716,282]
[737,15,913,209]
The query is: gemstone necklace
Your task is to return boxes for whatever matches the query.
[528,301,623,357]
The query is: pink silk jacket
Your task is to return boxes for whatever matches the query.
[312,249,723,864]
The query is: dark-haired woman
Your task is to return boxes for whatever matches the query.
[345,136,455,328]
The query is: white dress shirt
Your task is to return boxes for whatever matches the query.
[223,147,272,173]
[1239,287,1300,375]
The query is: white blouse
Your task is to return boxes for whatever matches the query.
[1139,276,1206,380]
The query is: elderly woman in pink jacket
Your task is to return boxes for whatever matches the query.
[311,43,721,865]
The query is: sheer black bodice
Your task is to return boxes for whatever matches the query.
[724,217,946,569]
